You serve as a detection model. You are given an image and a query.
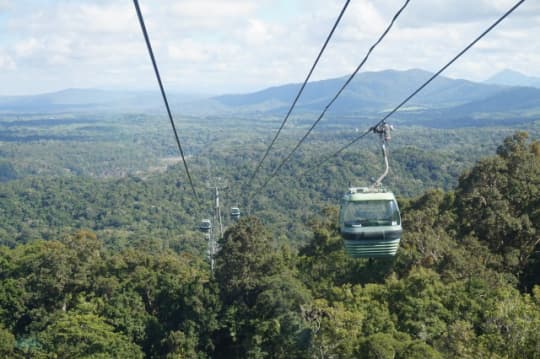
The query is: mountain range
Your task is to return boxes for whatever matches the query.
[485,69,540,88]
[0,89,206,113]
[1,69,539,128]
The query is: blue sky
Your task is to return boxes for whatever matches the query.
[0,0,539,96]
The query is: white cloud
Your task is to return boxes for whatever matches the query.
[370,0,540,26]
[0,0,538,95]
[77,3,137,34]
[8,2,137,35]
[340,1,387,40]
[0,52,15,70]
[171,0,256,18]
[14,37,40,57]
[168,41,210,62]
[243,19,274,45]
[0,0,11,12]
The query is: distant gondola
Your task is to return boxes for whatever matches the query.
[199,219,212,233]
[230,207,241,221]
[339,187,402,257]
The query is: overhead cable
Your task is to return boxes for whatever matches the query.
[298,0,527,178]
[133,0,201,204]
[247,0,352,188]
[250,0,411,199]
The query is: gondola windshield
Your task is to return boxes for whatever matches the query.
[342,200,400,227]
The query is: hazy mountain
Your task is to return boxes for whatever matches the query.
[485,69,540,88]
[401,86,540,128]
[213,69,506,114]
[211,69,540,127]
[2,69,540,128]
[0,89,208,113]
[449,86,540,113]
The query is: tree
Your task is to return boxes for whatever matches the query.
[0,324,15,358]
[307,298,365,357]
[214,217,311,358]
[455,132,540,277]
[386,268,450,343]
[105,248,219,358]
[0,161,17,182]
[358,333,400,359]
[398,341,442,359]
[36,300,143,358]
[477,286,540,359]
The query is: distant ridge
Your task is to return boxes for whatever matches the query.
[1,69,540,128]
[485,69,540,88]
[0,89,207,113]
[213,69,508,114]
[210,68,540,127]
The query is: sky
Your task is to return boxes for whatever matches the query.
[0,0,539,96]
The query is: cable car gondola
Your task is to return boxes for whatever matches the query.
[199,219,212,233]
[230,207,241,221]
[339,122,402,258]
[340,187,402,257]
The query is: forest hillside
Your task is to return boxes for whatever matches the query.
[0,132,538,358]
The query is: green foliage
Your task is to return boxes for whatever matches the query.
[386,268,450,342]
[477,286,540,359]
[0,231,219,358]
[35,300,144,358]
[161,330,199,359]
[0,115,533,249]
[398,341,442,359]
[307,296,367,357]
[0,161,17,181]
[0,131,539,357]
[0,324,16,358]
[358,333,400,359]
[214,217,312,358]
[456,131,540,278]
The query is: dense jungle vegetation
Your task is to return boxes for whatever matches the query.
[0,112,539,357]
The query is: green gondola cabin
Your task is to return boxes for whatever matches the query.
[339,187,402,258]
